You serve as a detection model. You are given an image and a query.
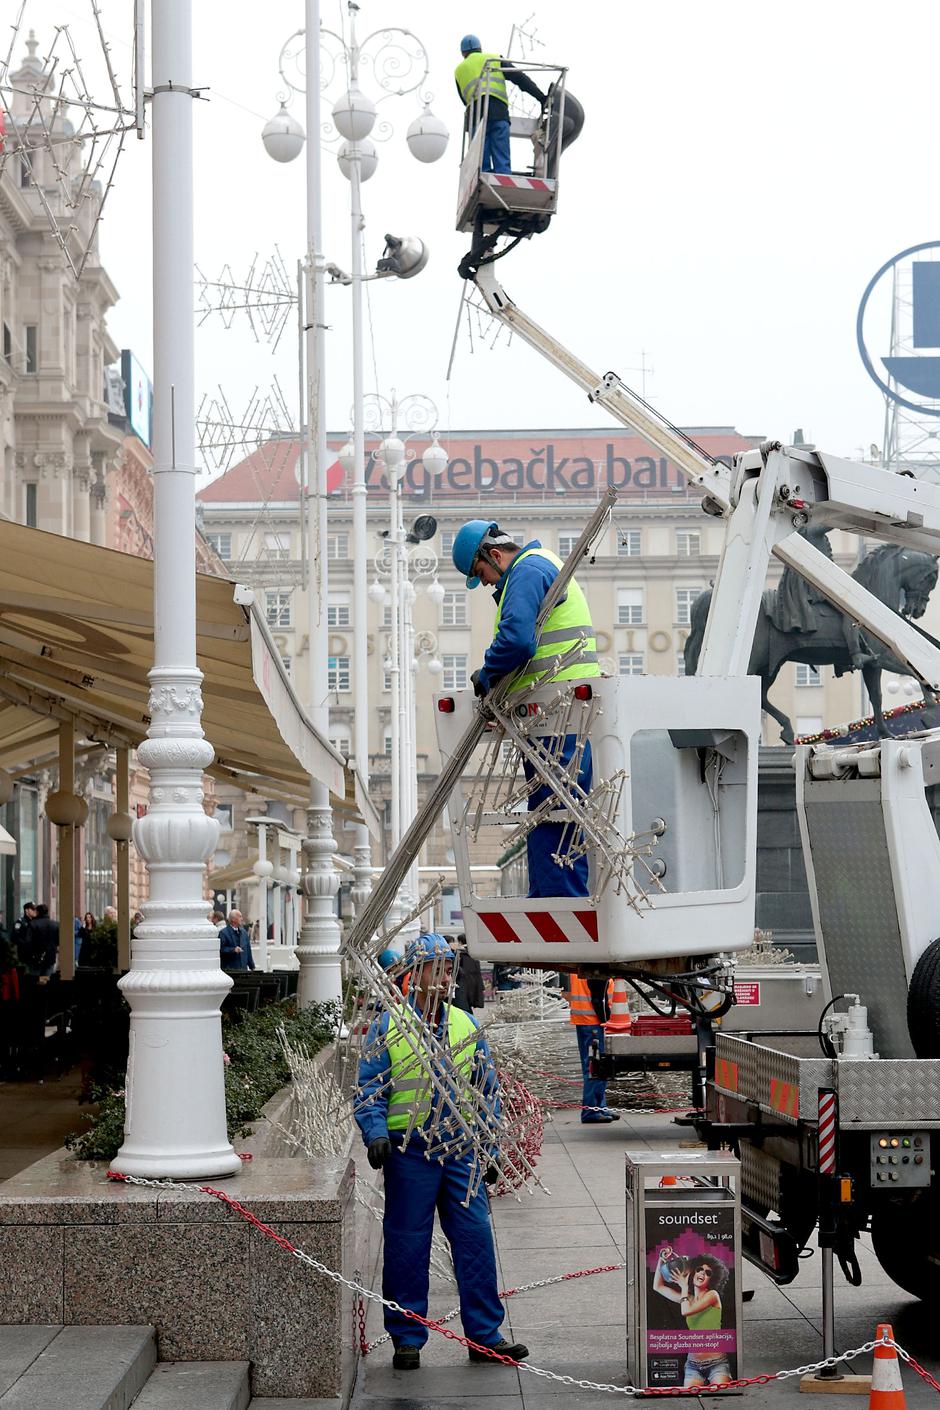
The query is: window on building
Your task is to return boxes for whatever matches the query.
[558,532,580,558]
[215,803,234,832]
[24,483,37,529]
[676,651,687,676]
[441,590,467,626]
[384,731,393,757]
[795,716,824,737]
[204,532,231,560]
[2,323,11,364]
[617,587,644,625]
[265,589,292,627]
[24,325,37,375]
[264,531,290,560]
[795,663,822,688]
[382,667,392,691]
[280,655,291,676]
[618,653,644,676]
[442,653,468,690]
[329,732,351,757]
[327,532,349,560]
[328,655,350,692]
[617,530,641,557]
[382,602,392,629]
[676,530,701,557]
[327,594,351,628]
[675,586,705,625]
[510,532,525,547]
[440,530,455,554]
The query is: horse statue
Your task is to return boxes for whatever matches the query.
[683,531,939,743]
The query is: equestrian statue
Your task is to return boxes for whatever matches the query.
[683,526,939,744]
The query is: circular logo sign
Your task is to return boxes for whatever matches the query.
[858,241,940,417]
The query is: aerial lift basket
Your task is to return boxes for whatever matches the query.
[434,673,761,970]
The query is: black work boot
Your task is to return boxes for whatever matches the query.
[392,1345,421,1370]
[468,1337,528,1363]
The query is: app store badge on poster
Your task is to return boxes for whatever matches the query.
[645,1205,738,1389]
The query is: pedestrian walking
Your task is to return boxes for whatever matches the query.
[355,931,528,1372]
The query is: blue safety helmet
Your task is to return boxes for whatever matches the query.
[452,519,498,589]
[377,948,400,971]
[460,34,481,54]
[404,932,454,965]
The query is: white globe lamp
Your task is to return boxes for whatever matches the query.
[337,138,378,182]
[422,437,448,479]
[378,436,406,481]
[333,84,377,142]
[261,105,305,163]
[426,577,445,608]
[406,106,449,163]
[339,440,356,474]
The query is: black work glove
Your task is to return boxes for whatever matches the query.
[367,1137,392,1170]
[483,1163,500,1186]
[471,669,487,699]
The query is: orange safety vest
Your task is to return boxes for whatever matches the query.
[568,973,609,1027]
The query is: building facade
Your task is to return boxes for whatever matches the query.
[197,425,894,894]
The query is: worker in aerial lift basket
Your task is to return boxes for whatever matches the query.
[455,34,547,175]
[355,932,529,1372]
[452,520,600,897]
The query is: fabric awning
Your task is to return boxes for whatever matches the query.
[0,521,347,807]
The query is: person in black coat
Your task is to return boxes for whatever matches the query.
[452,934,485,1013]
[21,904,58,977]
[219,909,255,971]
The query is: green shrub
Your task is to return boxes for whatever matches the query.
[65,997,336,1162]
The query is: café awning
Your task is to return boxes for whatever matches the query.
[0,521,348,808]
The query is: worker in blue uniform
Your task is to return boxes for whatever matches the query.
[452,520,601,897]
[454,35,547,175]
[355,932,528,1372]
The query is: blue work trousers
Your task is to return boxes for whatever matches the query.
[382,1135,504,1349]
[575,1024,608,1121]
[483,118,511,174]
[524,736,592,897]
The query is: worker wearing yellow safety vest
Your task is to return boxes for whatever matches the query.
[354,933,529,1373]
[451,520,600,896]
[568,974,621,1125]
[454,34,546,175]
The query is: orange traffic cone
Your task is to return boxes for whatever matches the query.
[605,979,632,1033]
[869,1324,905,1410]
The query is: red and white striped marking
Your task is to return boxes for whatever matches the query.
[475,908,599,944]
[489,173,554,191]
[818,1088,837,1174]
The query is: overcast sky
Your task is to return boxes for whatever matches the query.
[40,1,940,474]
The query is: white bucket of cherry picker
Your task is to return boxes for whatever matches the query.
[434,673,761,968]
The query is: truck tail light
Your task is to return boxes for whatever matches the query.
[437,698,456,713]
[574,684,593,701]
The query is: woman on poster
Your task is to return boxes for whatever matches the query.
[653,1246,732,1388]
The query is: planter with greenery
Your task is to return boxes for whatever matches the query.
[65,998,335,1162]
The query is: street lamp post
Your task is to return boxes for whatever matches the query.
[267,1,447,946]
[367,393,445,943]
[111,0,239,1178]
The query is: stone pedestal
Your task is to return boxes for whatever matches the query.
[0,1154,356,1402]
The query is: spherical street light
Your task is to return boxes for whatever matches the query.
[333,84,377,142]
[426,577,445,608]
[261,105,305,163]
[369,579,386,603]
[338,440,356,475]
[337,138,379,182]
[378,435,406,480]
[406,106,449,164]
[422,436,448,480]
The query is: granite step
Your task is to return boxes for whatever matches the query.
[0,1324,155,1409]
[133,1362,250,1410]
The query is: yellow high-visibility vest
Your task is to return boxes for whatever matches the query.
[493,548,600,693]
[385,1004,478,1131]
[454,51,508,109]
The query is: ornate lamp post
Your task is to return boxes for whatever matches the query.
[366,392,445,942]
[264,2,447,946]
